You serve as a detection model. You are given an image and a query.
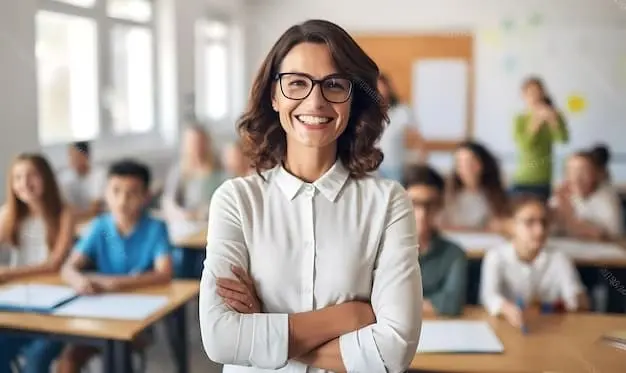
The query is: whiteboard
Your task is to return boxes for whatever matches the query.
[474,27,626,155]
[412,59,468,139]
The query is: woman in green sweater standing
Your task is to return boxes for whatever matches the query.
[511,77,569,201]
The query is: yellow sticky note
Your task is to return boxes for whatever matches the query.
[567,94,587,114]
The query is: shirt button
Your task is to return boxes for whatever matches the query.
[303,184,314,195]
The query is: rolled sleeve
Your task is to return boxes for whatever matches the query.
[480,250,506,316]
[340,183,422,373]
[153,221,174,259]
[199,180,289,368]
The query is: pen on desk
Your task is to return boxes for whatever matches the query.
[516,296,528,334]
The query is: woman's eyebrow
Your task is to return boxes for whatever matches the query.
[279,71,345,79]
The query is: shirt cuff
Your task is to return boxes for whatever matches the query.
[237,313,289,369]
[485,296,505,316]
[339,325,386,373]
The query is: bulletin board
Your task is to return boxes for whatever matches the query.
[473,21,626,155]
[353,34,474,153]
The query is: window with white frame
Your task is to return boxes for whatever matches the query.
[36,0,156,146]
[196,19,230,123]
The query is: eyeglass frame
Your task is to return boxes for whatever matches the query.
[274,72,354,104]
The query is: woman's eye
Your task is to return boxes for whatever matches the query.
[289,80,308,87]
[325,79,347,91]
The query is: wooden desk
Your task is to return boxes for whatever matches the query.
[0,275,199,373]
[445,229,626,268]
[410,307,625,373]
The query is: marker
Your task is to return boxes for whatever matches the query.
[516,297,528,334]
[541,302,553,314]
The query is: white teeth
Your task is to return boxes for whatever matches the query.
[297,115,332,125]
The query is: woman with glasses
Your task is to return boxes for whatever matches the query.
[199,19,422,373]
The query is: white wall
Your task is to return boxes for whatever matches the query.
[0,0,39,197]
[244,0,626,181]
[0,0,249,197]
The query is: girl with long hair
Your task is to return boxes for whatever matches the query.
[162,124,225,222]
[0,153,74,373]
[442,141,509,231]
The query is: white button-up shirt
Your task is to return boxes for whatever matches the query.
[199,161,423,373]
[480,243,584,315]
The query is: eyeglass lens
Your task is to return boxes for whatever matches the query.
[279,73,352,103]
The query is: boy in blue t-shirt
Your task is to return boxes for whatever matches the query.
[59,159,173,373]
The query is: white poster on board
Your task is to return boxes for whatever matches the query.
[412,59,468,139]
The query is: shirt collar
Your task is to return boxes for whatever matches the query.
[274,160,350,202]
[505,243,548,268]
[104,211,149,239]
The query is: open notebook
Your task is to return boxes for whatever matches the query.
[443,231,507,253]
[53,293,169,321]
[0,284,77,312]
[417,321,504,353]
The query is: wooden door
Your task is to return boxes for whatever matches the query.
[353,34,474,154]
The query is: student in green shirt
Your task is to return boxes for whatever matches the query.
[403,165,468,316]
[511,77,569,201]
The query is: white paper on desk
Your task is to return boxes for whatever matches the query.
[167,221,205,242]
[417,321,504,353]
[443,231,507,253]
[0,284,77,310]
[547,238,626,260]
[53,294,169,320]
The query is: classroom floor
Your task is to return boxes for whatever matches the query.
[145,298,222,373]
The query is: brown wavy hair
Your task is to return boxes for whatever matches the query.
[1,153,64,251]
[447,141,509,218]
[237,19,386,178]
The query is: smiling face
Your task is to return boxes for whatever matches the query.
[566,155,598,197]
[455,147,482,188]
[272,42,352,153]
[11,160,45,206]
[512,201,549,261]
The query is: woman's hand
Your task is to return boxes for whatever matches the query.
[216,266,262,313]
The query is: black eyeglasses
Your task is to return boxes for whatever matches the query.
[410,198,440,211]
[275,72,353,104]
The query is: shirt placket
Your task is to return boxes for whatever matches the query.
[301,184,316,312]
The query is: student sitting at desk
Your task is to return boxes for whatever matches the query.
[442,141,509,231]
[162,125,225,222]
[480,194,588,329]
[59,159,173,373]
[0,153,75,373]
[58,141,106,221]
[552,150,623,240]
[404,165,468,316]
